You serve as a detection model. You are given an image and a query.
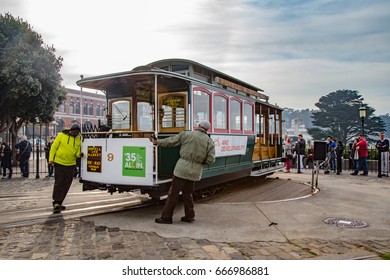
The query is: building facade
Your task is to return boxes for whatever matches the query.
[54,88,107,134]
[286,118,312,145]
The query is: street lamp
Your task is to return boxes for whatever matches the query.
[80,75,84,132]
[359,105,367,136]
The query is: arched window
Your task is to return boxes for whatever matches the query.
[83,99,88,115]
[213,93,228,133]
[230,98,242,133]
[89,100,94,116]
[193,88,211,130]
[84,121,93,131]
[75,98,80,114]
[58,100,66,113]
[243,101,254,134]
[96,103,101,116]
[55,119,64,134]
[69,98,74,114]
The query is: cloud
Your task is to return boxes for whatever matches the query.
[0,0,24,14]
[163,0,390,114]
[2,0,390,115]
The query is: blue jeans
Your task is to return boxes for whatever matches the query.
[355,157,368,174]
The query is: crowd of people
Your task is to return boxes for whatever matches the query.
[282,132,389,178]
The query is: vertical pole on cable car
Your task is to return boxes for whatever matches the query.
[153,74,158,185]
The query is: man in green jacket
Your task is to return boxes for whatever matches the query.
[49,124,83,213]
[151,120,215,224]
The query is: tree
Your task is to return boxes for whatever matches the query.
[0,13,66,141]
[307,89,385,144]
[379,114,390,139]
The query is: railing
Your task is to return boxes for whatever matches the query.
[8,146,52,178]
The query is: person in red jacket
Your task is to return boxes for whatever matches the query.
[351,134,368,176]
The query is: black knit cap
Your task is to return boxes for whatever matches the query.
[70,123,81,131]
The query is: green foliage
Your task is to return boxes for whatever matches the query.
[0,13,66,133]
[309,89,385,144]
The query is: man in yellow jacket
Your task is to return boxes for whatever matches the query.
[49,123,83,213]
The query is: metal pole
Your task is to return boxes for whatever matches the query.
[152,74,159,185]
[35,138,40,178]
[80,75,84,132]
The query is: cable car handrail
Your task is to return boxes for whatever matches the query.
[81,130,155,135]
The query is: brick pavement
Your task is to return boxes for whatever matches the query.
[0,218,389,260]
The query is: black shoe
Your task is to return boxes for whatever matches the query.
[350,172,358,175]
[359,173,368,176]
[155,217,172,224]
[181,216,195,223]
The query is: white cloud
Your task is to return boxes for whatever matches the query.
[2,0,390,115]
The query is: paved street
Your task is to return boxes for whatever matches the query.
[0,171,389,260]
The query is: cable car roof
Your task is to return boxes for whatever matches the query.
[77,58,269,101]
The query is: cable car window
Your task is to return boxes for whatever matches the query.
[137,102,153,130]
[172,64,189,72]
[213,94,227,130]
[230,98,241,131]
[193,89,211,129]
[110,99,131,130]
[243,102,254,132]
[159,94,186,131]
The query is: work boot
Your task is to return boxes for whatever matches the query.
[181,216,195,223]
[155,217,172,224]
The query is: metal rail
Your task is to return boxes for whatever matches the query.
[0,193,155,229]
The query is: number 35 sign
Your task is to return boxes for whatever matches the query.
[122,146,146,177]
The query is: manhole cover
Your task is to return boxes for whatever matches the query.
[323,217,368,228]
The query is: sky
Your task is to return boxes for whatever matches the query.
[2,0,390,115]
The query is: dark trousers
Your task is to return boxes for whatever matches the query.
[52,163,75,205]
[2,165,12,178]
[19,158,29,177]
[161,176,196,219]
[336,157,342,174]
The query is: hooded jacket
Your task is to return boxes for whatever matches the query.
[49,130,81,166]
